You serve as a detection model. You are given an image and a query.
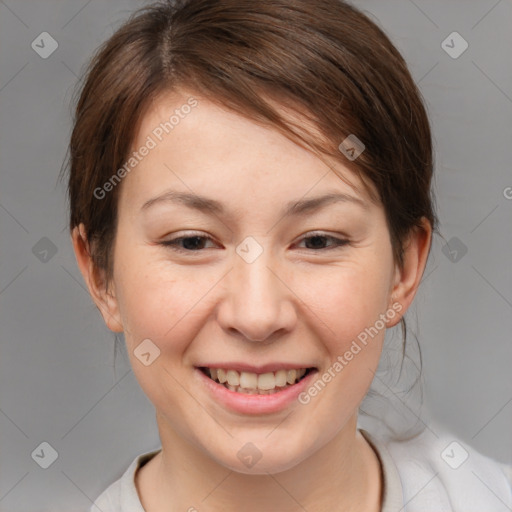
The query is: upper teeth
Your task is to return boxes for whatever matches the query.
[208,368,307,390]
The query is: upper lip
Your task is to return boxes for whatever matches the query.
[196,362,317,374]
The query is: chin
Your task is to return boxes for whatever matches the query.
[223,453,304,476]
[207,435,315,476]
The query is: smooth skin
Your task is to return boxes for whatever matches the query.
[72,89,431,512]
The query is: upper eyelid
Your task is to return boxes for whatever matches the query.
[164,231,346,241]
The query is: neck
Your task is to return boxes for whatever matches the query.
[137,413,382,512]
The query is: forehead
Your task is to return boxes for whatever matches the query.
[122,88,377,213]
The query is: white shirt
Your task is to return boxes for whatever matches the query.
[90,427,512,511]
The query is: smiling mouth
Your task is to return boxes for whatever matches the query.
[199,367,315,395]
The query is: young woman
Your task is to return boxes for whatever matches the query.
[66,0,512,510]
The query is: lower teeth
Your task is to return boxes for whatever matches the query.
[222,383,291,394]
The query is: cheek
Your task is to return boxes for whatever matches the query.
[114,254,189,348]
[294,263,391,426]
[297,260,392,350]
[113,259,208,409]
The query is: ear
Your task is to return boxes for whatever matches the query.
[71,223,123,332]
[387,217,432,328]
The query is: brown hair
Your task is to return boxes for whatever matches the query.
[63,0,437,355]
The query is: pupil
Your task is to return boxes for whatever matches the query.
[183,236,204,250]
[306,236,325,249]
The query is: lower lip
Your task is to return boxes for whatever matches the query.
[195,368,318,415]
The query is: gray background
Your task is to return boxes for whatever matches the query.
[1,0,511,510]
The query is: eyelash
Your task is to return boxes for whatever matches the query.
[159,231,349,253]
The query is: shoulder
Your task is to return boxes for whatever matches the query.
[383,422,512,511]
[89,449,161,512]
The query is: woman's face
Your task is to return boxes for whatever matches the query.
[87,89,416,473]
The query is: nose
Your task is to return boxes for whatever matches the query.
[216,248,297,343]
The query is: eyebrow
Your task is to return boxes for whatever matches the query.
[140,189,369,217]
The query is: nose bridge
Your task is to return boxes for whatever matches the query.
[217,240,296,342]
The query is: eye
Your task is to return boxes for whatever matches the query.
[295,233,349,251]
[159,231,349,254]
[159,232,217,252]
